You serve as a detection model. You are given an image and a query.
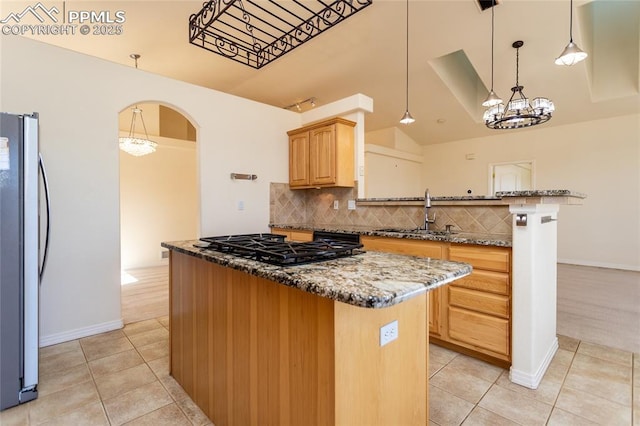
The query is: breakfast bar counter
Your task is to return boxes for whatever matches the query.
[162,239,471,426]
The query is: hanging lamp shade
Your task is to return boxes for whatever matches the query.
[555,0,588,66]
[555,41,588,66]
[400,110,415,125]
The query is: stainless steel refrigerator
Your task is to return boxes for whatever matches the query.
[0,112,50,410]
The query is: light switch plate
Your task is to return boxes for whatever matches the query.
[347,200,356,210]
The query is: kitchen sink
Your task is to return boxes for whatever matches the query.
[374,228,456,235]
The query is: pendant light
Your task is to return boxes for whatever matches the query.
[484,41,555,129]
[482,0,502,107]
[555,0,588,66]
[119,54,158,157]
[399,0,415,125]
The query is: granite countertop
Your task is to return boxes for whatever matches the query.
[162,240,472,309]
[271,224,512,247]
[358,196,501,202]
[356,190,586,207]
[495,189,586,198]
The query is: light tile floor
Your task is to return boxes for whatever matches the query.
[430,335,640,426]
[0,317,211,426]
[1,318,638,425]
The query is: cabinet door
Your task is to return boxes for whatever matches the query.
[361,236,443,336]
[289,133,310,187]
[428,288,441,336]
[309,125,336,186]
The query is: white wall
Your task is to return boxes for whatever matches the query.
[422,114,640,271]
[365,127,425,198]
[120,135,198,269]
[1,36,300,345]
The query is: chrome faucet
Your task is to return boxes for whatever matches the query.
[424,188,436,230]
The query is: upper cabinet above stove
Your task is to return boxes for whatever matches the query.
[287,117,355,189]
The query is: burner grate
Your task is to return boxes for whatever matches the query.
[197,233,363,265]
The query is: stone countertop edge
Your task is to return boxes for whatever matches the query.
[495,189,587,198]
[270,224,512,248]
[162,240,472,309]
[358,190,586,202]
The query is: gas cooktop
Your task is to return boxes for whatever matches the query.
[196,233,364,266]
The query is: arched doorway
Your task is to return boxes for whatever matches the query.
[118,102,198,324]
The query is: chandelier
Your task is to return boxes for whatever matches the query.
[484,41,555,130]
[119,54,158,157]
[119,107,158,156]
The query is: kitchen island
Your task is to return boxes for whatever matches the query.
[162,239,471,426]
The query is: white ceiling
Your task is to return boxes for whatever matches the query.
[12,0,640,144]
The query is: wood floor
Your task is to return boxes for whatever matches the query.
[121,265,169,324]
[120,263,640,353]
[557,263,640,354]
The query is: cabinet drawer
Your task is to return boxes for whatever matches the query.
[449,246,510,273]
[448,306,510,357]
[448,286,509,318]
[451,270,509,296]
[290,230,313,242]
[361,236,443,259]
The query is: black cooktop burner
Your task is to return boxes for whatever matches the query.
[196,233,364,266]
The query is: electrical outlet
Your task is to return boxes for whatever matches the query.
[380,320,398,346]
[238,200,244,211]
[333,200,339,210]
[347,200,356,210]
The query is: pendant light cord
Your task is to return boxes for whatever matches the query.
[515,45,520,88]
[405,0,409,111]
[569,0,574,42]
[490,0,495,91]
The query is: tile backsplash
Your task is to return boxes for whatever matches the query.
[270,182,512,235]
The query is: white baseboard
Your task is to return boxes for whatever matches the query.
[558,258,640,272]
[39,319,124,347]
[509,337,559,389]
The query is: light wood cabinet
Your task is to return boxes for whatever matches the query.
[287,118,355,189]
[271,227,313,242]
[274,230,513,365]
[363,236,512,365]
[446,245,511,362]
[361,236,445,337]
[169,250,428,425]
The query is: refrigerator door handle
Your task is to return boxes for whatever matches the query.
[38,153,50,282]
[22,114,39,392]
